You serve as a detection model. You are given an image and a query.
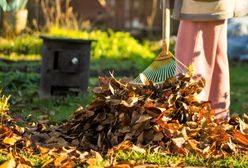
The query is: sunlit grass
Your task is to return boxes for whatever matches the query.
[114,150,248,167]
[0,91,11,124]
[0,152,8,164]
[230,64,248,116]
[24,93,94,122]
[19,151,50,167]
[0,71,94,123]
[0,53,40,61]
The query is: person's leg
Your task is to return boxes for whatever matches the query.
[175,20,230,120]
[209,20,230,120]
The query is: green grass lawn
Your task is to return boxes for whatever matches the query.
[0,146,246,167]
[230,64,248,116]
[113,150,248,167]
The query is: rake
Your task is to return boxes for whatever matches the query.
[131,0,188,85]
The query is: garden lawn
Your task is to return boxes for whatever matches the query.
[230,64,248,116]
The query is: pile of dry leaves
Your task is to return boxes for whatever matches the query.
[0,73,248,167]
[58,73,248,158]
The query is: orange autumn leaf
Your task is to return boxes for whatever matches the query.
[114,160,136,168]
[54,156,74,168]
[16,163,32,168]
[0,159,16,168]
[3,134,22,145]
[231,130,248,146]
[0,125,13,137]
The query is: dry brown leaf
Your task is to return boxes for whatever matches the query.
[139,73,149,86]
[114,160,136,167]
[134,165,159,168]
[244,114,248,124]
[135,115,152,124]
[109,83,115,95]
[132,145,146,154]
[172,137,186,148]
[239,119,248,135]
[153,132,164,141]
[231,130,248,146]
[0,125,12,137]
[187,139,202,154]
[136,132,144,144]
[3,134,22,145]
[0,159,16,168]
[86,151,103,167]
[17,155,34,167]
[41,158,55,168]
[54,155,74,168]
[16,163,32,168]
[208,126,230,144]
[46,136,69,148]
[38,146,54,154]
[114,164,132,168]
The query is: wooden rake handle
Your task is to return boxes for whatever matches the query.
[161,0,170,54]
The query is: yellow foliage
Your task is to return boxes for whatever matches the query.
[0,90,11,123]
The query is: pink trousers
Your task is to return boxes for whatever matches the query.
[175,20,230,120]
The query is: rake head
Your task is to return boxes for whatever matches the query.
[131,0,188,85]
[131,51,188,85]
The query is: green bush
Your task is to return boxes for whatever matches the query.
[0,34,42,55]
[49,27,155,58]
[48,27,156,70]
[0,27,157,70]
[1,28,156,60]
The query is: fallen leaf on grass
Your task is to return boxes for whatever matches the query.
[3,134,22,145]
[231,130,248,146]
[0,159,16,168]
[16,163,32,168]
[54,155,74,168]
[86,151,104,167]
